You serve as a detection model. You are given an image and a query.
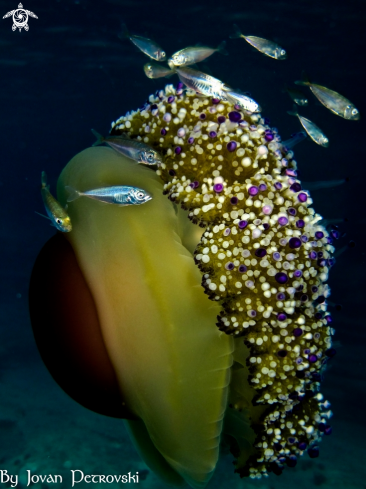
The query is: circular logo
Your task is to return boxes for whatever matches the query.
[13,8,28,29]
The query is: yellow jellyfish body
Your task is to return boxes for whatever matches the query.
[57,147,236,488]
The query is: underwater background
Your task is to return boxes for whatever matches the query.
[0,0,365,487]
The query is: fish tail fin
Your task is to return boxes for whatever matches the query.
[65,186,80,202]
[217,40,228,55]
[295,70,311,86]
[118,22,129,41]
[229,24,243,39]
[165,68,176,78]
[91,129,104,146]
[287,104,299,117]
[41,171,48,188]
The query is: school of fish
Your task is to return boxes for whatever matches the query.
[38,21,360,231]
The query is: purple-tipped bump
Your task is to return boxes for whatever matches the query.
[264,132,274,142]
[167,96,175,103]
[230,196,238,205]
[209,131,217,138]
[309,354,318,363]
[188,137,194,144]
[228,111,241,123]
[255,248,267,258]
[296,219,305,228]
[175,146,182,155]
[275,272,288,284]
[212,98,220,104]
[290,182,302,192]
[160,128,167,135]
[278,216,288,226]
[294,270,302,278]
[277,313,287,321]
[238,265,247,273]
[217,115,226,124]
[289,237,301,249]
[227,141,237,152]
[315,231,324,239]
[259,183,267,192]
[298,192,308,203]
[214,183,223,193]
[293,328,303,337]
[288,207,296,216]
[309,251,317,259]
[238,220,248,229]
[248,186,259,196]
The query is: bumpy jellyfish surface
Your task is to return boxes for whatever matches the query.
[30,83,335,487]
[107,85,335,479]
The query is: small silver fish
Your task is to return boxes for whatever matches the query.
[65,185,152,206]
[40,171,72,232]
[284,84,308,106]
[225,89,261,113]
[92,129,163,166]
[175,66,230,100]
[119,23,166,61]
[295,73,360,120]
[144,62,175,79]
[168,41,228,69]
[287,106,329,147]
[230,24,287,60]
[281,131,308,149]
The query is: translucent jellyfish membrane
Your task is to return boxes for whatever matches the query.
[66,84,335,483]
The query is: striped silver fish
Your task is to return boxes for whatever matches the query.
[230,24,287,60]
[40,171,72,232]
[120,23,166,61]
[91,130,162,166]
[144,62,175,79]
[168,41,228,68]
[287,106,328,147]
[295,73,360,120]
[225,89,261,113]
[65,185,152,206]
[176,66,230,100]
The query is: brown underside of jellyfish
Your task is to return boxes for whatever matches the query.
[108,83,334,479]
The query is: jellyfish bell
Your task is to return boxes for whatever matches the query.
[29,147,241,488]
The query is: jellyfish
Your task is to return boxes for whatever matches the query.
[29,84,335,487]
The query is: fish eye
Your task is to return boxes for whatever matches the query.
[136,191,145,199]
[352,108,358,115]
[147,65,152,70]
[56,219,62,224]
[281,49,286,55]
[146,152,155,162]
[161,51,166,57]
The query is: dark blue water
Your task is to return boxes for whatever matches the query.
[1,0,365,487]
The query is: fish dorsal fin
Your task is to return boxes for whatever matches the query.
[35,211,51,221]
[295,70,311,87]
[287,104,299,117]
[230,24,243,39]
